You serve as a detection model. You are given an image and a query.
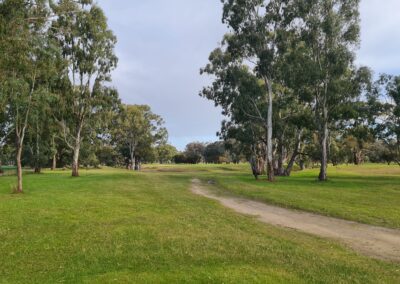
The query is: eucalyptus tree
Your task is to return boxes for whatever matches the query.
[51,0,118,177]
[115,105,167,171]
[0,0,51,192]
[202,0,301,181]
[374,75,400,164]
[201,47,267,176]
[156,144,178,164]
[184,142,206,164]
[296,0,362,181]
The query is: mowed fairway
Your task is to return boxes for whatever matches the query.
[196,164,400,229]
[0,166,399,283]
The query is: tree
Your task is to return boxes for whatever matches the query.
[0,0,51,192]
[114,105,167,170]
[184,142,205,164]
[156,144,178,164]
[215,0,298,181]
[297,0,362,180]
[204,142,227,164]
[201,50,268,177]
[51,0,118,177]
[375,75,400,164]
[203,0,311,181]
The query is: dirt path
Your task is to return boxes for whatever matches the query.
[191,179,400,262]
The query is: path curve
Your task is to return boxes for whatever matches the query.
[191,179,400,262]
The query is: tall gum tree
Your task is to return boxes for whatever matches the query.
[297,0,361,181]
[51,0,118,177]
[203,0,297,181]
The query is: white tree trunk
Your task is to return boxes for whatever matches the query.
[72,130,81,177]
[319,103,328,181]
[16,145,23,193]
[266,79,275,182]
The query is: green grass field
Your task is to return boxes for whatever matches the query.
[0,165,399,283]
[194,164,400,229]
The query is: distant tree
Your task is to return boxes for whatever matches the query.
[114,105,167,170]
[204,142,226,164]
[173,153,187,164]
[96,145,120,167]
[156,144,178,164]
[184,142,205,164]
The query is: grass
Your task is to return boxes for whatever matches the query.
[192,163,400,229]
[0,166,399,283]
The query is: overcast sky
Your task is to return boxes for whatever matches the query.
[97,0,400,150]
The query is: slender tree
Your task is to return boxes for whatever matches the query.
[0,0,50,192]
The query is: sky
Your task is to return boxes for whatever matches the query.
[97,0,400,150]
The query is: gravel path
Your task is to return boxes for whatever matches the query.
[191,179,400,262]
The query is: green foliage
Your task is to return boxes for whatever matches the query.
[51,0,118,176]
[156,144,178,164]
[204,141,227,164]
[113,104,167,169]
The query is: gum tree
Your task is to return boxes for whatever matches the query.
[114,105,167,171]
[298,0,362,181]
[203,0,299,181]
[0,0,50,192]
[51,0,118,177]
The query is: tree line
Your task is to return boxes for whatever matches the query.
[2,0,400,191]
[0,0,177,193]
[201,0,400,181]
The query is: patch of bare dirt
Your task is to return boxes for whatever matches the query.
[191,179,400,262]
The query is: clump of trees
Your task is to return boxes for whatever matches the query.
[174,141,231,164]
[201,0,400,181]
[0,0,174,192]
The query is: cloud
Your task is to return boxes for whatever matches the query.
[358,0,400,74]
[97,0,400,150]
[98,0,226,150]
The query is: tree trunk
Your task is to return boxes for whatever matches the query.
[285,129,303,176]
[134,156,141,171]
[266,79,275,182]
[72,143,80,177]
[51,154,57,171]
[34,129,41,174]
[71,127,82,177]
[16,145,23,193]
[353,149,362,165]
[129,147,135,171]
[250,154,265,180]
[276,138,286,176]
[51,135,57,171]
[299,160,305,171]
[319,107,329,181]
